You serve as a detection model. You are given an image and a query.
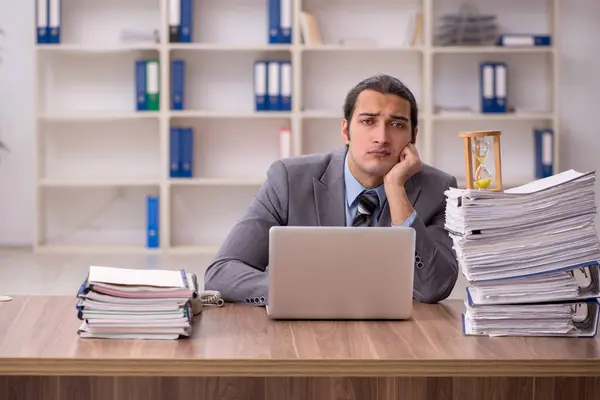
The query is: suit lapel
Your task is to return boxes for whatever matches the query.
[377,175,422,227]
[313,148,347,226]
[404,175,422,206]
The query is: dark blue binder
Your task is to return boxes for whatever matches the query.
[268,0,280,44]
[135,61,147,111]
[480,62,494,113]
[171,59,185,110]
[48,0,61,44]
[480,61,507,113]
[493,62,507,113]
[36,0,49,44]
[267,61,280,110]
[254,60,268,111]
[180,0,193,43]
[180,127,194,178]
[146,195,159,248]
[279,60,292,111]
[170,127,181,177]
[534,128,554,178]
[279,0,292,44]
[497,34,551,47]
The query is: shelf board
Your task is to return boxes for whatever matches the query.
[301,110,343,119]
[167,245,220,255]
[35,43,160,53]
[35,244,162,254]
[432,46,554,54]
[168,43,292,51]
[432,112,555,122]
[301,44,423,52]
[169,178,264,186]
[35,244,221,255]
[169,110,292,119]
[38,111,160,122]
[39,180,161,188]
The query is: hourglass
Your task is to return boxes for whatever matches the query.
[459,130,503,191]
[473,136,492,189]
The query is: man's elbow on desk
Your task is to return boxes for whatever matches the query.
[414,260,459,304]
[204,260,227,294]
[416,283,455,304]
[204,259,269,304]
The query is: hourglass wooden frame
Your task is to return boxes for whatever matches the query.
[459,130,503,192]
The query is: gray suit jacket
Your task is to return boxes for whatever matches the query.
[204,147,459,305]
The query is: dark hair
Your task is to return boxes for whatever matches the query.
[343,74,418,141]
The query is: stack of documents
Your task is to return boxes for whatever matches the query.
[444,169,600,337]
[76,265,199,340]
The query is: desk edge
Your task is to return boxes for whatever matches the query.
[0,359,599,377]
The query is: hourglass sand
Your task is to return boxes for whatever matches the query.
[459,130,503,191]
[473,136,492,189]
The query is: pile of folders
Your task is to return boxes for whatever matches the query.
[445,169,600,337]
[76,265,200,340]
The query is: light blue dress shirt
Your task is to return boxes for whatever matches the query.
[343,153,417,227]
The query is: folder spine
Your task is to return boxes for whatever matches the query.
[268,0,281,44]
[180,0,193,43]
[169,127,181,177]
[48,0,61,44]
[146,195,159,248]
[279,0,292,44]
[279,60,292,111]
[493,62,507,113]
[480,62,494,113]
[179,127,194,178]
[36,0,49,44]
[146,60,160,111]
[534,128,553,178]
[254,60,268,111]
[497,34,551,47]
[171,59,185,110]
[169,0,181,43]
[135,60,147,111]
[278,126,291,159]
[267,61,281,110]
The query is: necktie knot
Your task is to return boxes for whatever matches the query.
[358,191,379,215]
[353,191,379,227]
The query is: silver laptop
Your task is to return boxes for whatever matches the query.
[266,226,416,320]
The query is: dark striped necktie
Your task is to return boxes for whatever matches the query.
[352,191,379,227]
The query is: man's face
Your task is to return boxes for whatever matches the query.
[341,89,416,181]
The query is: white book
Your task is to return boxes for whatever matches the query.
[88,265,187,288]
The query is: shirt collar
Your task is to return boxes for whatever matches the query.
[344,152,387,208]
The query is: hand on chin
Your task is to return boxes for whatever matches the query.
[383,143,422,187]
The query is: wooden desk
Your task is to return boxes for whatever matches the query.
[0,295,598,400]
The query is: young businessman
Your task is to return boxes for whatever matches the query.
[204,74,459,305]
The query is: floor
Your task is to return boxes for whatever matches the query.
[0,247,467,299]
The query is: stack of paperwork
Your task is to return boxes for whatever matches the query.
[76,266,201,340]
[445,170,600,337]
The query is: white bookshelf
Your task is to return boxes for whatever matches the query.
[34,0,560,253]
